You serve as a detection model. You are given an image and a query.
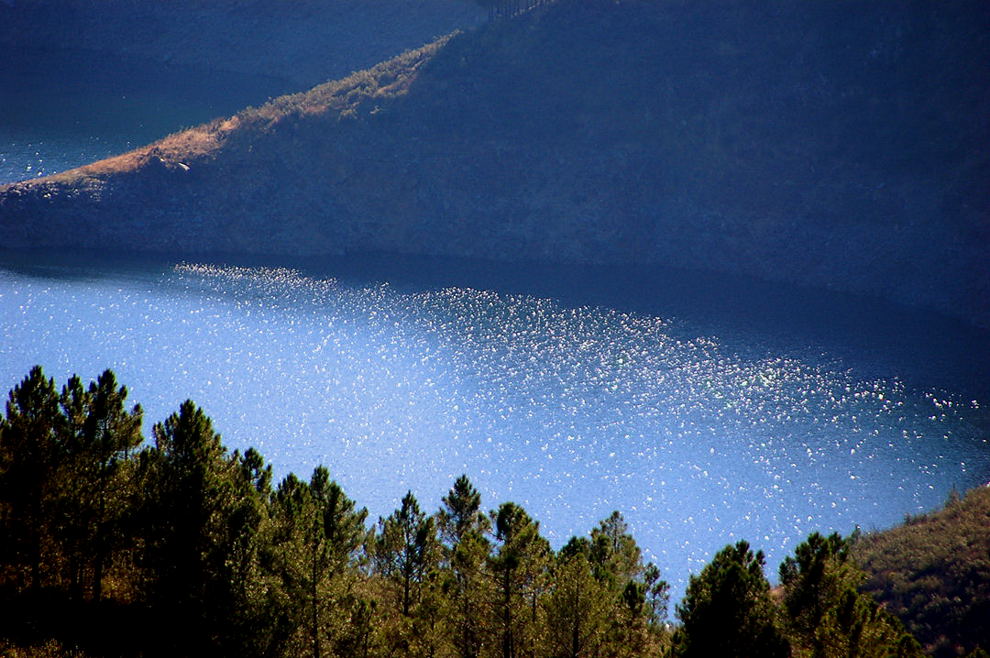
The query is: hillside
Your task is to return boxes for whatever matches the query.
[1,0,988,326]
[0,0,484,89]
[855,486,990,657]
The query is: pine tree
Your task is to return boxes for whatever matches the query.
[309,466,368,657]
[589,511,667,655]
[0,366,64,593]
[780,532,922,657]
[642,562,671,630]
[269,472,312,655]
[269,467,369,658]
[438,475,492,658]
[56,370,142,602]
[489,502,550,658]
[590,511,642,587]
[439,475,489,549]
[543,543,610,658]
[137,400,233,651]
[674,540,790,658]
[374,490,441,655]
[216,447,276,656]
[375,491,437,618]
[552,514,670,657]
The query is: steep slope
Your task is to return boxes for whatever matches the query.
[1,0,987,326]
[855,486,990,657]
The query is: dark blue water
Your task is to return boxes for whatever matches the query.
[2,62,988,598]
[0,48,291,184]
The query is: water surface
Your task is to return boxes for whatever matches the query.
[2,55,987,597]
[1,252,986,597]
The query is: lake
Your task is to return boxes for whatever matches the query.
[1,250,987,598]
[2,54,988,598]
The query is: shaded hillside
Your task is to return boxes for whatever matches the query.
[1,0,988,326]
[0,0,484,89]
[855,486,990,657]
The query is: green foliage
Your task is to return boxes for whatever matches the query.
[543,550,610,657]
[268,467,368,657]
[552,514,671,656]
[1,366,965,658]
[780,531,921,657]
[375,490,438,618]
[138,399,237,649]
[0,366,63,593]
[674,540,790,658]
[372,490,446,656]
[218,448,275,655]
[439,474,490,549]
[490,502,551,658]
[588,511,671,655]
[438,475,492,658]
[55,370,142,602]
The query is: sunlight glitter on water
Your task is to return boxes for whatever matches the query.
[1,262,986,595]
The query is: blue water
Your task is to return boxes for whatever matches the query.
[2,57,988,598]
[1,253,986,598]
[0,49,291,185]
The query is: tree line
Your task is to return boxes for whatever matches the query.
[0,366,923,657]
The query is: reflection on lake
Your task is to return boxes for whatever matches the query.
[1,254,986,596]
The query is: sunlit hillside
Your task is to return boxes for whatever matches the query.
[856,486,990,657]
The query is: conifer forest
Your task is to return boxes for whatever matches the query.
[0,366,927,657]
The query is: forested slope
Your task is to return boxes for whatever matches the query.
[855,486,990,657]
[1,0,987,326]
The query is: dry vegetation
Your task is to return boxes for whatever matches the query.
[23,35,452,190]
[855,486,990,657]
